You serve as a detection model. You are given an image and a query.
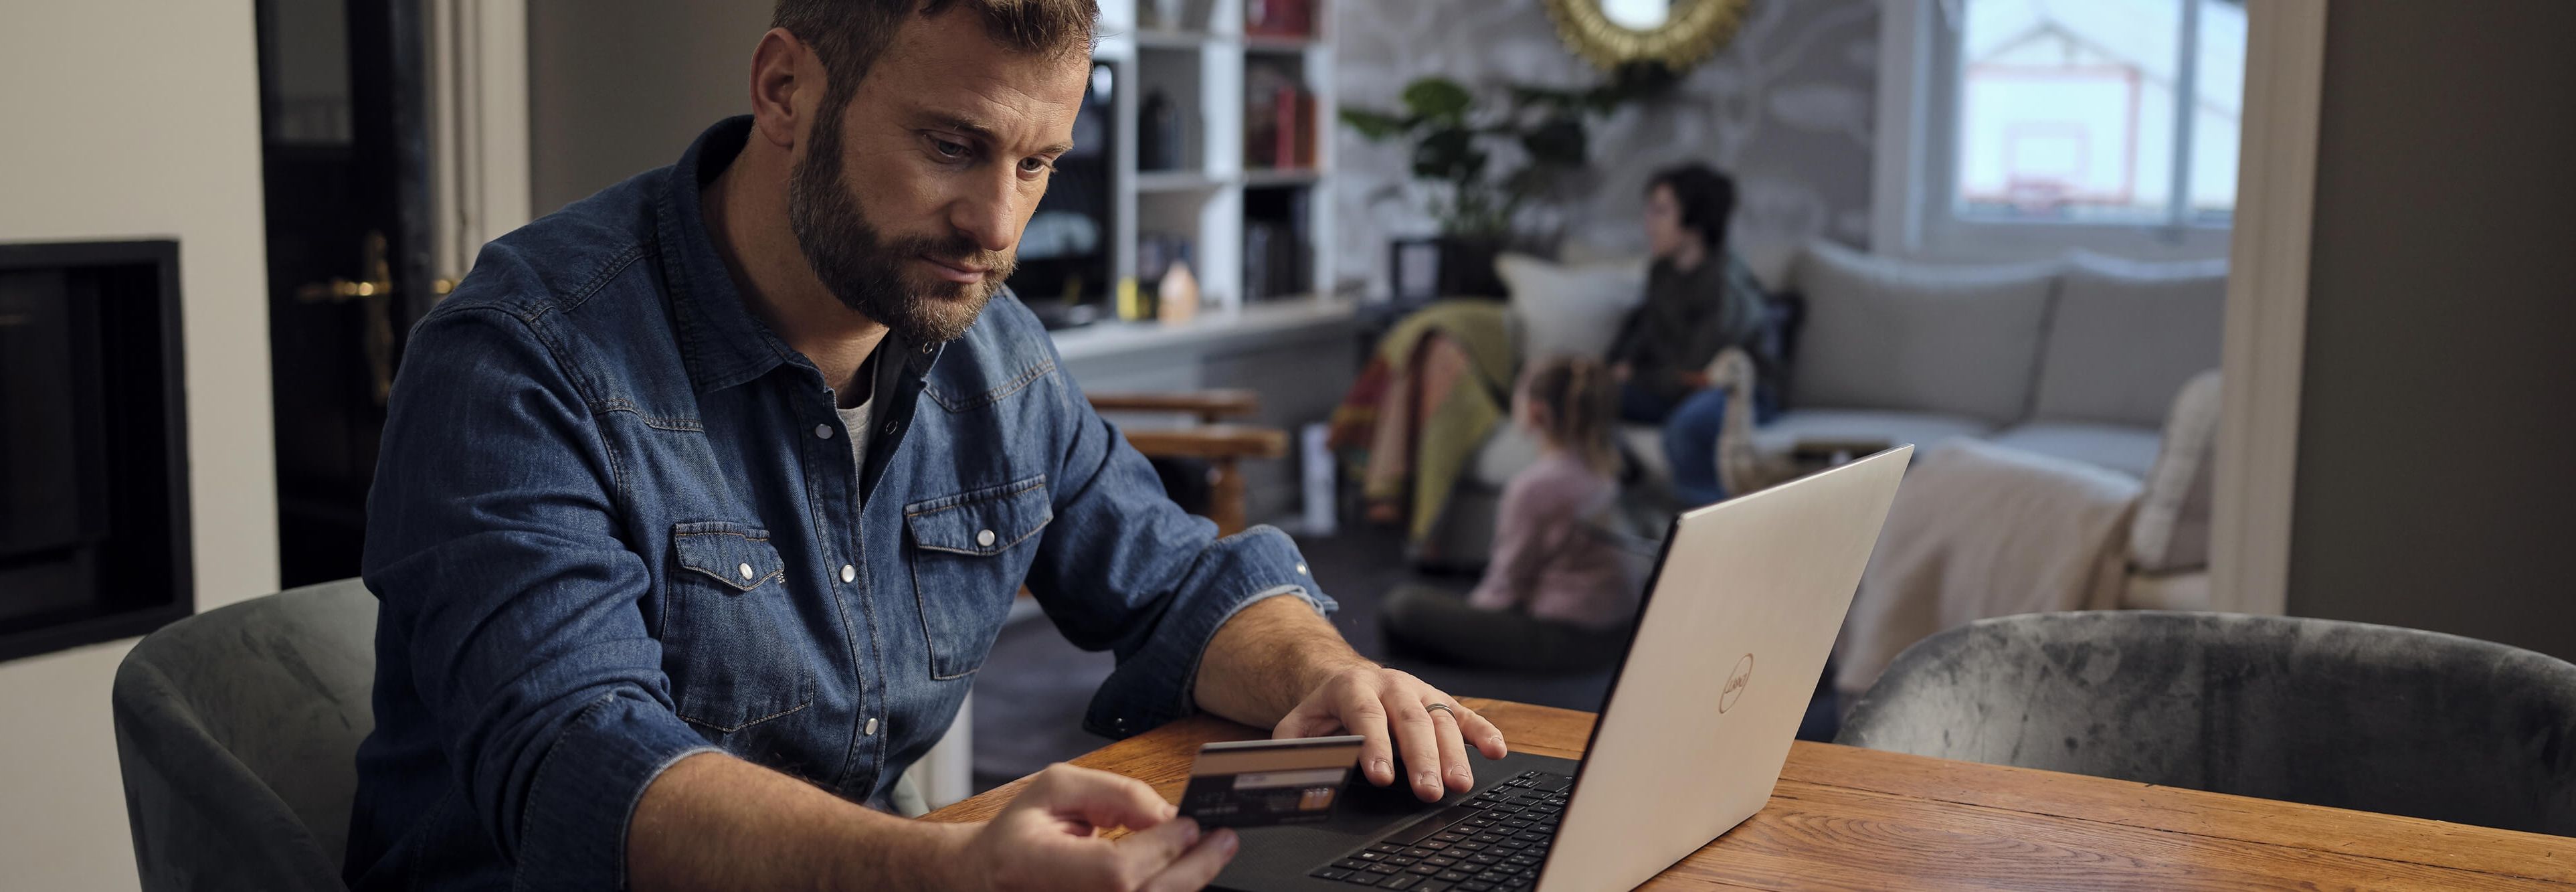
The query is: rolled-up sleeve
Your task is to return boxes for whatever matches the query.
[1021,355,1337,739]
[363,306,714,887]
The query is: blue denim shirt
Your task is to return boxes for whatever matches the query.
[345,116,1334,891]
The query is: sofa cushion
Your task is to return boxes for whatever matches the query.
[1985,422,2163,480]
[1788,242,2060,424]
[1751,409,1997,456]
[1495,252,1647,365]
[2130,370,2223,573]
[2032,252,2227,428]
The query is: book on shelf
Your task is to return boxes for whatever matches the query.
[1244,0,1314,38]
[1243,58,1317,172]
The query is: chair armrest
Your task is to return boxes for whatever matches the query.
[2130,370,2223,573]
[1123,425,1289,460]
[1087,389,1261,421]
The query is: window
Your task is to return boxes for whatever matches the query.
[1883,0,2247,257]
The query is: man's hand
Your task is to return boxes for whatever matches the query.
[1273,667,1509,802]
[1677,370,1713,390]
[952,764,1238,892]
[1194,596,1511,805]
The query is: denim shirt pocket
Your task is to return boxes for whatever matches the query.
[904,475,1052,680]
[664,521,814,733]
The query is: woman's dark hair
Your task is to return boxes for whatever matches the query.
[1647,163,1738,253]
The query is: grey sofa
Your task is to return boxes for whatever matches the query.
[1442,242,2227,604]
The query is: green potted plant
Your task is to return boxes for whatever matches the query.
[1342,64,1675,297]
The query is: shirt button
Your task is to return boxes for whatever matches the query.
[813,424,834,440]
[1296,563,1309,575]
[881,422,899,436]
[919,343,934,355]
[840,563,856,584]
[864,717,880,735]
[976,529,997,547]
[737,563,754,580]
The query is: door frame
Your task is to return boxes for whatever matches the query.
[2209,0,2328,616]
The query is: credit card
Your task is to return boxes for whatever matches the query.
[1176,735,1366,828]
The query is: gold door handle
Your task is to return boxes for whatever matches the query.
[294,231,401,406]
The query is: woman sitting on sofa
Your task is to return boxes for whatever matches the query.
[1608,163,1780,506]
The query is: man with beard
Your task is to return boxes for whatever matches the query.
[345,1,1509,890]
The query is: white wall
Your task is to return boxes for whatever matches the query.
[526,0,773,215]
[0,2,280,889]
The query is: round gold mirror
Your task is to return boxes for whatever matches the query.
[1542,0,1752,72]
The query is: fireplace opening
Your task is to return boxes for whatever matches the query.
[0,240,193,662]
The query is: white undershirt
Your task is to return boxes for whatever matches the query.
[836,397,873,475]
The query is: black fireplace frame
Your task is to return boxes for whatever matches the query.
[0,239,195,662]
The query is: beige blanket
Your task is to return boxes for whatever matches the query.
[1833,439,2142,696]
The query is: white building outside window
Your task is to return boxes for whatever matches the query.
[1879,0,2247,260]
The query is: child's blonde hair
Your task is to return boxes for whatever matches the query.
[1520,356,1619,477]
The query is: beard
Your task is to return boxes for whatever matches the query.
[788,106,1016,345]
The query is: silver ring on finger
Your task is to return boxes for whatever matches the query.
[1424,703,1457,721]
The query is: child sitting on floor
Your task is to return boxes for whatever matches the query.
[1380,356,1643,672]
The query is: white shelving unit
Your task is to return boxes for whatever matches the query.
[1093,0,1336,310]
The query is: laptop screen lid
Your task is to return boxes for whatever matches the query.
[1536,446,1912,892]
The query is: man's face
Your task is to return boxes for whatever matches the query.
[788,11,1089,345]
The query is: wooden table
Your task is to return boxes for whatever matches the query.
[927,698,2575,890]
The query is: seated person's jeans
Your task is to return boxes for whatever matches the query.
[1620,384,1778,507]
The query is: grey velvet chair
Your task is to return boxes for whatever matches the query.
[1838,611,2576,836]
[112,578,377,892]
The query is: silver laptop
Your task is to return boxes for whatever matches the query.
[1214,446,1912,892]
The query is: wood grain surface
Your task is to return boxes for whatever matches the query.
[926,698,2575,889]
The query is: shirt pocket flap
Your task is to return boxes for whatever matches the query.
[905,476,1052,557]
[671,522,785,592]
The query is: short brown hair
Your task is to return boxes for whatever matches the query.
[771,0,1099,107]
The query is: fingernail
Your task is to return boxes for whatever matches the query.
[1373,758,1391,777]
[1419,771,1439,789]
[1219,829,1240,853]
[1184,819,1202,846]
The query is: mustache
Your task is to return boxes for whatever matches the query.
[887,232,1016,277]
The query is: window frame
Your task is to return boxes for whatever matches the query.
[1872,0,2235,262]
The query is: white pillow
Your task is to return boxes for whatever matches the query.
[1495,252,1647,365]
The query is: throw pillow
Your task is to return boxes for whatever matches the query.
[1495,252,1647,365]
[1787,242,2059,424]
[2032,251,2229,428]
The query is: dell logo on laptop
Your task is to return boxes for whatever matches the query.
[1720,654,1754,713]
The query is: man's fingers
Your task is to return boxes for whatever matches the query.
[1428,703,1475,794]
[1343,694,1396,787]
[1024,764,1175,833]
[1139,827,1240,892]
[1388,698,1445,802]
[1271,702,1342,740]
[1449,703,1509,760]
[1111,814,1205,885]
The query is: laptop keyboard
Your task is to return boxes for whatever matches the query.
[1305,770,1572,891]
